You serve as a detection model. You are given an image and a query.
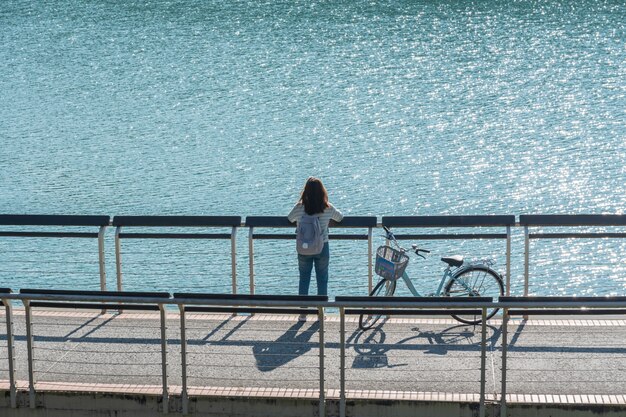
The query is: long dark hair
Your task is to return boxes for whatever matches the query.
[300,177,329,215]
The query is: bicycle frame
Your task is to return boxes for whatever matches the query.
[396,261,456,297]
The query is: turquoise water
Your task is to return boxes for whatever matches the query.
[1,0,625,297]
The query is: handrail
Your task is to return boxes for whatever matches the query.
[7,213,626,228]
[244,216,293,228]
[500,295,626,302]
[0,214,110,226]
[245,215,376,235]
[172,292,328,302]
[112,215,241,227]
[519,214,626,226]
[499,295,626,309]
[382,215,516,228]
[19,288,171,298]
[244,216,376,228]
[4,292,175,305]
[336,295,492,302]
[6,291,626,309]
[339,295,490,318]
[335,295,493,309]
[381,215,514,239]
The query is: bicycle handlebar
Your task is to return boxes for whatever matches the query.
[382,226,430,257]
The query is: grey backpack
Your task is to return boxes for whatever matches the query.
[296,214,324,255]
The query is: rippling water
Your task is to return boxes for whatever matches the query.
[1,0,625,297]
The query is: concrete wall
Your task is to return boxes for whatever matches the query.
[2,390,626,417]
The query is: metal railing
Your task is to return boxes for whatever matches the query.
[0,287,16,408]
[520,214,626,296]
[20,288,171,410]
[498,296,626,417]
[336,295,492,417]
[173,293,328,416]
[2,290,626,415]
[1,213,626,297]
[0,215,110,291]
[0,289,495,415]
[112,216,241,293]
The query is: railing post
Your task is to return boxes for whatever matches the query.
[4,300,17,408]
[248,226,255,295]
[506,225,511,296]
[115,226,123,292]
[159,304,169,414]
[231,226,237,295]
[479,307,487,417]
[500,307,509,417]
[98,226,107,291]
[24,299,36,408]
[523,225,529,296]
[368,227,373,293]
[339,306,346,417]
[318,306,325,417]
[179,305,189,414]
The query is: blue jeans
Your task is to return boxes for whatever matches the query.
[298,242,330,296]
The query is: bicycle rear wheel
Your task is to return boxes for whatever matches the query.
[444,266,503,325]
[358,278,397,331]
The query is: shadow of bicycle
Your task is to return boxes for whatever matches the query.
[349,322,501,369]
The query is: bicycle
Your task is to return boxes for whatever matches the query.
[359,226,504,330]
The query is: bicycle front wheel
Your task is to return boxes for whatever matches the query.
[444,266,503,325]
[358,278,396,331]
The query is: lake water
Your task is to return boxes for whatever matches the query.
[1,0,625,298]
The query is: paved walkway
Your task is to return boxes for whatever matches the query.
[2,309,626,405]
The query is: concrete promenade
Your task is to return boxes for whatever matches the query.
[2,308,626,416]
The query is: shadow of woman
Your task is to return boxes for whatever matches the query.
[252,320,320,372]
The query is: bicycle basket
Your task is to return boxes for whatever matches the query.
[375,245,409,281]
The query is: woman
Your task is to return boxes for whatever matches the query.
[288,177,343,298]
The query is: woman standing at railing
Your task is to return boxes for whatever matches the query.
[288,177,343,301]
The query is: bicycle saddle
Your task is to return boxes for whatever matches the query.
[441,255,464,267]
